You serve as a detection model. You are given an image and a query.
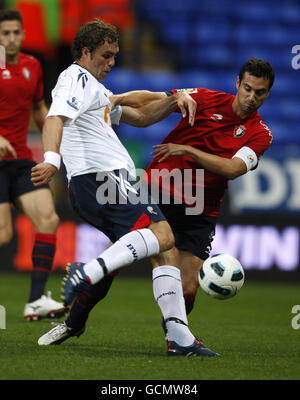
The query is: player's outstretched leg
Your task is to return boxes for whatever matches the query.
[61,262,91,306]
[61,227,162,306]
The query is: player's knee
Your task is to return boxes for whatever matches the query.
[46,212,60,232]
[149,221,175,252]
[35,210,60,233]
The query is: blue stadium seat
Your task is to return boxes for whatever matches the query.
[194,20,231,44]
[161,20,190,45]
[271,73,300,96]
[180,70,216,90]
[118,115,180,142]
[193,44,234,68]
[233,2,283,22]
[276,99,300,121]
[259,101,279,122]
[268,120,300,143]
[141,71,181,91]
[237,24,300,47]
[180,70,237,93]
[105,68,144,93]
[199,0,238,16]
[234,47,292,72]
[280,3,300,23]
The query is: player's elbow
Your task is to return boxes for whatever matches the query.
[223,159,247,180]
[225,167,245,180]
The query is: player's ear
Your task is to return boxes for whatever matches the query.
[81,47,89,59]
[236,76,240,90]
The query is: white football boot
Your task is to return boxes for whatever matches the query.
[24,291,69,321]
[38,321,85,345]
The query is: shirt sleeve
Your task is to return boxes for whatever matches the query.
[233,120,273,171]
[110,105,122,125]
[170,87,212,113]
[47,69,90,120]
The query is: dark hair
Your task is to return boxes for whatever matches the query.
[239,58,275,91]
[0,9,23,26]
[71,19,119,60]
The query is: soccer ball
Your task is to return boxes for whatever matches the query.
[199,254,245,300]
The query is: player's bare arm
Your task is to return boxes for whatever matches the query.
[110,90,167,109]
[0,135,17,159]
[31,99,48,132]
[152,143,247,180]
[31,115,66,186]
[114,91,196,127]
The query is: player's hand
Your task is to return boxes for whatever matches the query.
[175,92,196,126]
[0,136,17,159]
[152,143,189,162]
[31,162,57,186]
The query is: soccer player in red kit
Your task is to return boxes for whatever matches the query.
[0,9,67,320]
[149,58,274,333]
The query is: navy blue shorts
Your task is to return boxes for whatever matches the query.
[69,171,166,243]
[158,203,216,260]
[0,159,49,204]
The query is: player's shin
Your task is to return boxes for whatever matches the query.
[65,274,115,329]
[83,228,160,284]
[152,265,195,346]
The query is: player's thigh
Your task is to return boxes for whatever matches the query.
[15,188,59,233]
[0,202,13,246]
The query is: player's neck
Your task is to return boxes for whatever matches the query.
[231,97,254,119]
[6,53,19,65]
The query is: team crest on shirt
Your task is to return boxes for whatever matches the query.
[233,125,246,138]
[22,67,31,80]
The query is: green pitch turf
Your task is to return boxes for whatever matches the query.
[0,272,299,380]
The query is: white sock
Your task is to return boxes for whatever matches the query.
[152,265,195,346]
[83,228,160,284]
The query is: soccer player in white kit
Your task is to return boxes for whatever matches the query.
[31,19,219,356]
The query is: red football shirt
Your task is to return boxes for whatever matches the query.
[0,52,44,161]
[146,88,273,217]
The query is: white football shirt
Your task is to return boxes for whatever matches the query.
[47,63,135,181]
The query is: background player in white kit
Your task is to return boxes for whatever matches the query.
[31,19,219,356]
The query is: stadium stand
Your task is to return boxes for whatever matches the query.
[112,0,300,159]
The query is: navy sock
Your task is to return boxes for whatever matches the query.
[28,233,56,302]
[65,273,115,329]
[184,293,197,315]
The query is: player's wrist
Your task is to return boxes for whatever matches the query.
[44,151,61,170]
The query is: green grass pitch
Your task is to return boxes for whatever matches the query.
[0,272,299,380]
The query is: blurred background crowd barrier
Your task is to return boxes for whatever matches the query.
[1,0,300,281]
